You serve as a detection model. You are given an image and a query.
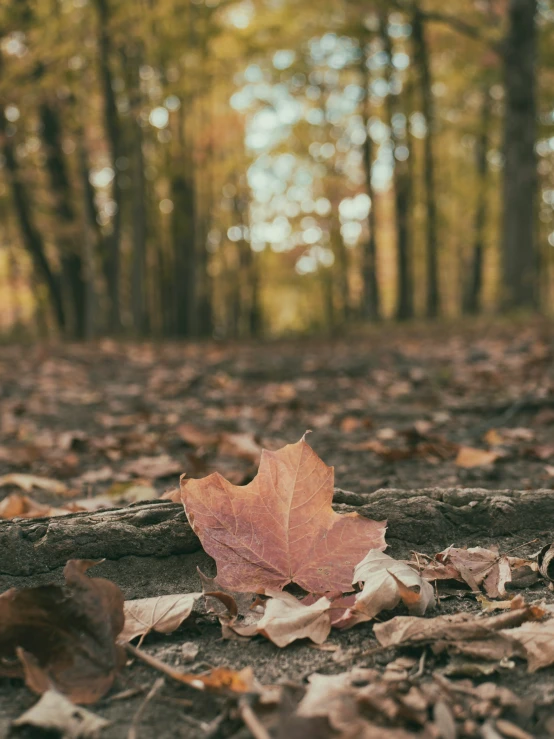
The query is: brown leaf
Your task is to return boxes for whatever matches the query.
[374,607,541,650]
[0,473,68,495]
[254,590,332,647]
[431,546,512,598]
[0,493,74,519]
[123,454,181,479]
[121,593,201,643]
[177,423,219,448]
[0,560,125,703]
[181,437,387,593]
[503,619,554,671]
[455,446,500,468]
[346,550,435,624]
[218,432,263,463]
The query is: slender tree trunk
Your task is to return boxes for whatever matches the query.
[360,57,380,321]
[77,131,101,338]
[39,101,87,338]
[0,109,65,332]
[379,13,413,321]
[501,0,538,310]
[171,174,197,337]
[412,3,440,318]
[464,87,491,315]
[93,0,123,332]
[125,49,148,335]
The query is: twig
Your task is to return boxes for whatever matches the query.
[238,699,271,739]
[127,677,165,739]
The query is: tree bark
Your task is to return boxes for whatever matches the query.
[379,13,414,321]
[39,101,87,338]
[501,0,538,311]
[360,56,380,321]
[171,174,197,337]
[464,87,491,315]
[2,488,554,582]
[93,0,123,332]
[412,4,440,319]
[0,109,66,332]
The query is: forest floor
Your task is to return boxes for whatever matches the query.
[2,317,554,738]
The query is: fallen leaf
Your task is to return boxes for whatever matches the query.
[181,437,387,593]
[0,560,125,703]
[12,689,109,738]
[177,423,219,447]
[218,432,262,463]
[254,590,332,647]
[429,546,512,598]
[0,493,75,519]
[78,467,114,485]
[0,473,68,495]
[121,593,201,643]
[504,619,554,671]
[344,550,434,625]
[455,446,499,468]
[373,606,541,650]
[123,455,181,479]
[104,480,158,503]
[538,543,554,581]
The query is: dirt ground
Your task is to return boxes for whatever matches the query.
[2,318,554,737]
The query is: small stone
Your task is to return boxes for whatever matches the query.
[181,641,199,663]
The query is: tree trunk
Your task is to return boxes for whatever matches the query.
[126,51,148,336]
[464,87,491,315]
[412,4,440,319]
[359,56,380,321]
[171,175,197,337]
[93,0,123,332]
[379,13,414,321]
[39,101,86,338]
[501,0,538,310]
[0,108,66,332]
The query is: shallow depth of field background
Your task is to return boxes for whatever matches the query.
[0,0,552,339]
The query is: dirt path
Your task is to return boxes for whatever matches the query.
[1,320,554,737]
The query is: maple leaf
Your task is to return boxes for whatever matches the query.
[0,560,125,704]
[180,437,387,593]
[121,593,201,643]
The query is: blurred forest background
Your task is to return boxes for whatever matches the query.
[0,0,552,339]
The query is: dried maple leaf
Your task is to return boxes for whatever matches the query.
[180,437,387,593]
[121,593,201,643]
[0,560,125,704]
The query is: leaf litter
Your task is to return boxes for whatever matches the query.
[2,331,554,737]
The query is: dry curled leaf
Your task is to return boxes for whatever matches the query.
[0,560,125,703]
[121,593,201,643]
[0,493,75,519]
[0,473,68,495]
[426,546,512,598]
[181,437,387,593]
[337,550,434,627]
[254,590,332,647]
